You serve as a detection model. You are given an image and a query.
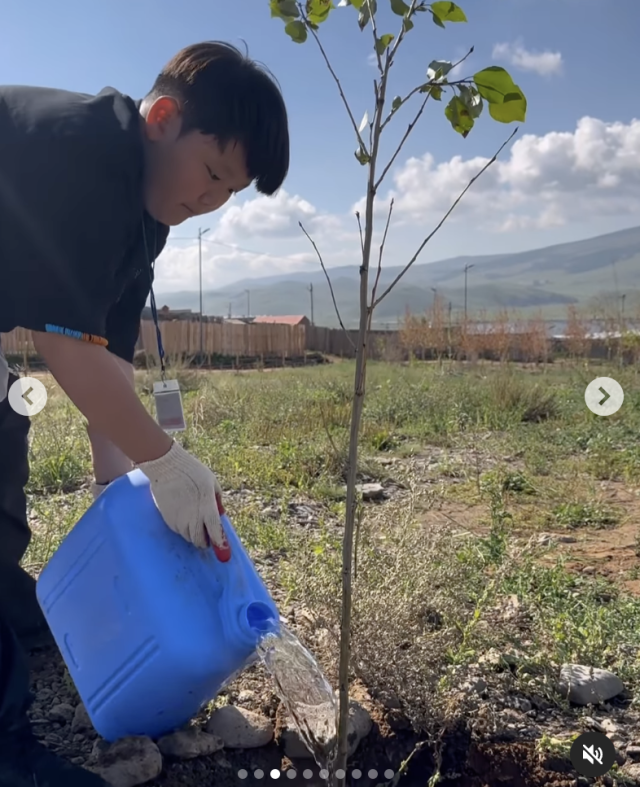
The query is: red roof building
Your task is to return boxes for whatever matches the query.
[251,315,310,327]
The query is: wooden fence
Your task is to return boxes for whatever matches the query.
[1,320,306,362]
[304,325,401,360]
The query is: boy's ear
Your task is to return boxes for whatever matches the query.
[144,97,183,143]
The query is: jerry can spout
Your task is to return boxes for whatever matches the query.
[238,601,280,646]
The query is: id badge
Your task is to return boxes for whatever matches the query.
[153,379,186,432]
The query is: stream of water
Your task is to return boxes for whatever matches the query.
[257,622,338,777]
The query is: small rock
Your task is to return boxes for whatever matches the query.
[582,566,597,575]
[610,733,626,748]
[462,678,487,696]
[236,690,257,706]
[556,535,578,543]
[378,690,401,710]
[626,745,640,762]
[48,703,75,724]
[558,664,624,705]
[157,728,224,760]
[584,716,605,733]
[622,762,640,780]
[206,706,273,749]
[601,718,622,735]
[513,697,532,713]
[71,703,93,734]
[356,483,386,502]
[280,700,371,760]
[88,736,162,787]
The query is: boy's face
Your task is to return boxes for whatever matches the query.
[141,97,252,226]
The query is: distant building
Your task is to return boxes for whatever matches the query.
[251,315,311,327]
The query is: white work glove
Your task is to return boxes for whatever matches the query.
[136,441,231,560]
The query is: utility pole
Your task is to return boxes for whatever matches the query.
[464,263,474,325]
[228,302,232,319]
[309,283,314,325]
[198,227,210,354]
[245,289,251,318]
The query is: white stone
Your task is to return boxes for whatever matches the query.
[88,736,162,787]
[205,706,273,749]
[558,664,624,705]
[157,728,224,760]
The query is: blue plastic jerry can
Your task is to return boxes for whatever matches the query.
[35,469,279,742]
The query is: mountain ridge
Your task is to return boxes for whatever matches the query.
[156,225,640,327]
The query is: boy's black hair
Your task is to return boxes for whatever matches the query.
[147,41,289,195]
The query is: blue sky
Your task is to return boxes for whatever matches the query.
[2,0,640,293]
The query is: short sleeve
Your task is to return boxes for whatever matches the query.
[104,217,169,363]
[0,87,144,343]
[105,269,151,364]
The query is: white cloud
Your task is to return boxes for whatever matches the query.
[214,189,322,242]
[355,116,640,233]
[154,241,318,292]
[492,40,563,77]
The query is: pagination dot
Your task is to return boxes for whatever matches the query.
[286,769,297,779]
[335,770,346,779]
[303,770,314,780]
[384,769,395,779]
[352,769,362,779]
[238,770,248,780]
[254,770,264,779]
[368,770,378,779]
[270,769,281,779]
[319,770,329,779]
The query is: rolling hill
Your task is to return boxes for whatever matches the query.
[156,225,640,328]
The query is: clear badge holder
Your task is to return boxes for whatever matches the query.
[153,379,186,432]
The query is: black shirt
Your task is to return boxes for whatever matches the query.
[0,84,169,363]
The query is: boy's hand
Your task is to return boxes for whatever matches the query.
[137,441,231,560]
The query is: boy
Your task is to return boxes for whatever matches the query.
[0,41,289,786]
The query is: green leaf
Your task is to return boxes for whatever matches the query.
[419,83,442,100]
[390,0,410,15]
[488,87,527,123]
[430,9,445,27]
[403,16,414,31]
[445,94,474,137]
[285,19,308,41]
[375,33,394,54]
[338,0,365,6]
[306,0,333,23]
[473,66,518,104]
[430,1,467,22]
[426,60,453,81]
[270,0,300,19]
[358,0,376,29]
[458,84,483,119]
[355,146,371,165]
[392,95,403,110]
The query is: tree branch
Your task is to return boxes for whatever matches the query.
[372,128,518,308]
[375,48,476,191]
[304,12,369,155]
[375,93,431,191]
[356,211,364,256]
[368,198,394,330]
[366,0,385,77]
[299,221,355,346]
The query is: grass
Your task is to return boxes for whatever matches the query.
[22,359,640,743]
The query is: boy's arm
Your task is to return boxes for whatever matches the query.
[32,331,171,463]
[33,330,230,557]
[86,354,136,485]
